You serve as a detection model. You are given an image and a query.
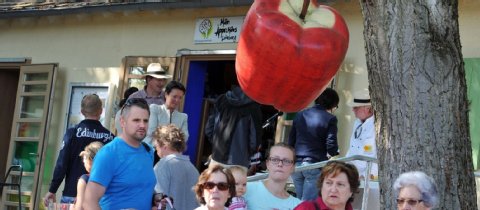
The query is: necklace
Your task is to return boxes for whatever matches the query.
[354,123,363,139]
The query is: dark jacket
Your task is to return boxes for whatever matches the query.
[207,87,262,167]
[48,119,114,197]
[288,105,339,162]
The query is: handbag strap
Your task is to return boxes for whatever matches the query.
[141,142,151,152]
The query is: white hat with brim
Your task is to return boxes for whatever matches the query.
[348,89,371,107]
[144,63,173,79]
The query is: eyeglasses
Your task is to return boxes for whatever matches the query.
[202,182,230,191]
[354,124,362,139]
[267,157,294,166]
[121,98,148,114]
[396,198,423,206]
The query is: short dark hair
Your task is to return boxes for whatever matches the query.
[194,165,236,206]
[317,161,360,203]
[315,88,339,110]
[124,87,139,99]
[119,87,139,108]
[165,80,186,95]
[121,98,150,117]
[81,94,102,116]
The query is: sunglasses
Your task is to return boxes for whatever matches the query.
[121,98,148,114]
[202,182,230,191]
[267,157,294,166]
[396,198,423,206]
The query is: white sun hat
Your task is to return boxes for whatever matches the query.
[348,88,371,107]
[144,63,172,79]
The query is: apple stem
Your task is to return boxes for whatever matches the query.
[299,0,310,21]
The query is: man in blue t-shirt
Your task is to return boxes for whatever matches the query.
[83,98,156,210]
[43,94,114,206]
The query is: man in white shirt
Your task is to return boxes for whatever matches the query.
[345,88,378,179]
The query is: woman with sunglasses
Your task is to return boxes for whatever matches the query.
[394,171,438,210]
[244,143,302,209]
[294,161,360,210]
[194,165,236,210]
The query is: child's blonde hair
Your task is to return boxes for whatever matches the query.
[79,141,104,161]
[229,165,247,176]
[152,124,186,152]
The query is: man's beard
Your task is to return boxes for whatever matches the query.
[132,131,146,142]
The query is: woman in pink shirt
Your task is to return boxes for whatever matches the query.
[295,161,360,210]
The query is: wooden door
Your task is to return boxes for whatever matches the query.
[1,64,56,210]
[0,69,19,191]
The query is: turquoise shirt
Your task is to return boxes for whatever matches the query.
[90,137,155,210]
[245,181,301,210]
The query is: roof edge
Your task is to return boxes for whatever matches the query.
[0,0,253,19]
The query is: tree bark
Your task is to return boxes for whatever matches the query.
[358,0,477,209]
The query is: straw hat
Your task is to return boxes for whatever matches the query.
[144,63,172,79]
[348,89,371,107]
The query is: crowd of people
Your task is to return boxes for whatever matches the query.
[43,63,439,210]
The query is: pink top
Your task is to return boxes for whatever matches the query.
[294,197,353,210]
[228,196,247,210]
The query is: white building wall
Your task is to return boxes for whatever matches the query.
[0,1,479,206]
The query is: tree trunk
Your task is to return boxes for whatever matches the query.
[358,0,477,209]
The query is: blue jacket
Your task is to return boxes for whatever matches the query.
[288,105,339,162]
[48,119,114,197]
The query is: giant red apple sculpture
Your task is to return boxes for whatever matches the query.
[236,0,349,112]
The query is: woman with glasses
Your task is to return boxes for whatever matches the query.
[244,143,302,209]
[294,161,360,210]
[194,165,236,210]
[394,171,438,210]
